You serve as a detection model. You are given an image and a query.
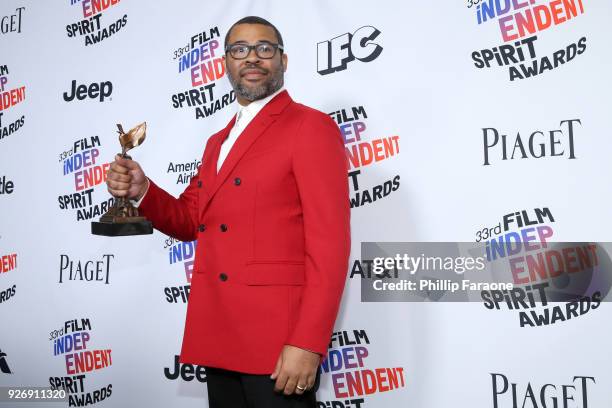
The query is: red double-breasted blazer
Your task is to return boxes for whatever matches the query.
[139,90,351,374]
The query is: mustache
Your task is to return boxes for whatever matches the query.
[240,65,268,76]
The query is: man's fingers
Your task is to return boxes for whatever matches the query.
[114,154,129,165]
[107,187,127,197]
[109,162,130,175]
[283,374,298,395]
[294,373,310,395]
[273,370,289,393]
[107,180,130,191]
[107,172,131,183]
[307,373,316,390]
[270,353,282,380]
[115,155,140,170]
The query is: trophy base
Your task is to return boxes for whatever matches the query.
[91,220,153,236]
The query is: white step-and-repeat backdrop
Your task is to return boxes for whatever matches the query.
[1,0,610,407]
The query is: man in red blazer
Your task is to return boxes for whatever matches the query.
[107,16,350,408]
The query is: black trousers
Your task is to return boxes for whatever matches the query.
[204,366,320,408]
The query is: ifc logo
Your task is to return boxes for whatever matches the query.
[317,26,383,75]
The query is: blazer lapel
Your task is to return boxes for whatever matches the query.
[198,116,235,213]
[205,90,293,204]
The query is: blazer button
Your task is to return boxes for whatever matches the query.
[198,224,206,232]
[219,273,228,281]
[197,180,202,188]
[234,177,241,186]
[220,224,228,232]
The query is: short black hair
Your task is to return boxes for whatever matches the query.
[224,16,284,51]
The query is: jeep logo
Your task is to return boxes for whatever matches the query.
[63,80,113,102]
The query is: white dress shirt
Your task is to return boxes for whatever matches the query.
[217,86,285,172]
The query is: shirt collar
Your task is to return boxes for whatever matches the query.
[237,86,285,120]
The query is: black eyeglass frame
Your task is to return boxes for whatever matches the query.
[224,42,284,59]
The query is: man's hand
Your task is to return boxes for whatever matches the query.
[270,345,320,395]
[106,155,149,200]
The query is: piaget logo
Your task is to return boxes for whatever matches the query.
[0,6,25,35]
[58,254,113,284]
[481,119,580,166]
[491,373,595,408]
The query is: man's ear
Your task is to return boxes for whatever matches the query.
[282,53,288,72]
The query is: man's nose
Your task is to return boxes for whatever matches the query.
[244,47,260,63]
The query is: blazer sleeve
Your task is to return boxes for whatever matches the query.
[286,110,351,357]
[137,139,211,242]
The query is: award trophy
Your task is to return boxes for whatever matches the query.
[91,122,153,236]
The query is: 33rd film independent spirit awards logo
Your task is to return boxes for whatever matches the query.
[329,106,400,209]
[163,235,194,305]
[66,0,127,46]
[475,207,610,327]
[318,330,405,408]
[171,25,235,120]
[469,0,586,80]
[49,318,113,406]
[0,64,26,142]
[57,136,113,222]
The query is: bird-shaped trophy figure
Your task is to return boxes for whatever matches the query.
[91,122,153,236]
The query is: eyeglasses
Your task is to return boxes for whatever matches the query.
[225,42,283,60]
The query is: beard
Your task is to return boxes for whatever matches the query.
[227,63,284,102]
